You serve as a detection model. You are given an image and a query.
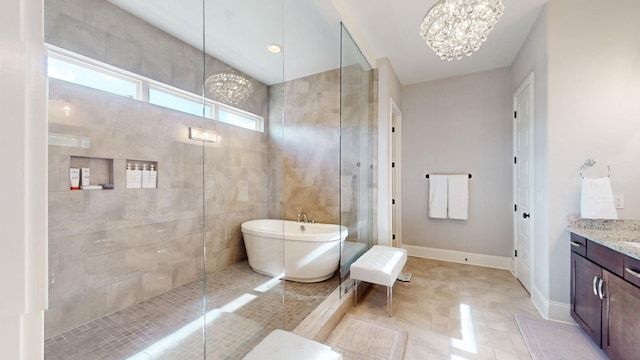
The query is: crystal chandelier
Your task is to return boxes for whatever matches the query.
[205,71,254,105]
[419,0,505,61]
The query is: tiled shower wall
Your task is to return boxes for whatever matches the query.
[46,80,270,338]
[268,70,342,224]
[45,0,271,338]
[268,67,378,241]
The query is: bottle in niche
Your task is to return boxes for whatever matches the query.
[149,164,157,189]
[126,163,141,189]
[126,163,134,189]
[69,168,80,190]
[134,164,142,189]
[81,167,90,187]
[141,164,151,188]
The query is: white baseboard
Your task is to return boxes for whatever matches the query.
[531,285,549,318]
[402,244,512,271]
[509,258,516,277]
[531,285,573,324]
[548,300,573,324]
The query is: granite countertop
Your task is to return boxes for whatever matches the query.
[567,216,640,260]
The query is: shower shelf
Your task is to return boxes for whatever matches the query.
[69,156,114,190]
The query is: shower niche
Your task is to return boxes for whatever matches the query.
[69,156,113,190]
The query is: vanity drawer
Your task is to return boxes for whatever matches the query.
[570,233,587,257]
[587,240,624,277]
[624,255,640,288]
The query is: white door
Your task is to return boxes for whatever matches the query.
[513,73,534,294]
[391,100,402,248]
[391,113,398,247]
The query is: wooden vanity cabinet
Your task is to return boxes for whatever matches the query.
[570,250,603,346]
[570,233,640,360]
[602,270,640,360]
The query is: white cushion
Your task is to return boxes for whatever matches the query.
[243,329,342,360]
[350,245,407,287]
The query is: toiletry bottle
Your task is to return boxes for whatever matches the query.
[149,164,157,189]
[133,164,142,189]
[70,168,80,190]
[141,164,151,188]
[126,163,135,189]
[81,167,90,188]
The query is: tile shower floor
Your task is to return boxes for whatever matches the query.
[44,261,338,360]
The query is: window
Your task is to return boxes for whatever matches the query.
[48,56,139,98]
[149,87,213,118]
[47,46,264,132]
[217,107,263,132]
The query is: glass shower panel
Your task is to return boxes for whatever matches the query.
[280,0,344,324]
[44,0,209,358]
[202,1,285,358]
[339,25,375,294]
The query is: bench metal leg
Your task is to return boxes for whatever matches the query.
[353,280,359,307]
[387,285,392,317]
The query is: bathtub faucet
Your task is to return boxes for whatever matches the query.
[297,211,308,224]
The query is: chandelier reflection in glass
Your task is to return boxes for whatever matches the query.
[419,0,504,61]
[205,71,254,105]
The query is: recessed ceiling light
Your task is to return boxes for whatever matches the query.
[266,44,282,54]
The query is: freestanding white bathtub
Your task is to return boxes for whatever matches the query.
[241,219,348,283]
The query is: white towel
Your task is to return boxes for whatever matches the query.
[581,177,617,219]
[448,175,469,220]
[429,175,448,219]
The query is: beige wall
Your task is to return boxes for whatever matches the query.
[400,67,513,257]
[511,6,549,315]
[376,57,402,246]
[545,0,640,307]
[510,0,640,321]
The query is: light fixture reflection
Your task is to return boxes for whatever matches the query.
[266,44,282,54]
[189,126,218,143]
[450,303,477,353]
[205,71,254,105]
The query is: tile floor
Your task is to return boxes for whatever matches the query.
[44,261,338,360]
[344,257,541,360]
[45,256,542,360]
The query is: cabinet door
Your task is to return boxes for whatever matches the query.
[571,252,602,346]
[603,270,640,360]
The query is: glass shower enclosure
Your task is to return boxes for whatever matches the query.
[44,1,374,358]
[339,24,376,293]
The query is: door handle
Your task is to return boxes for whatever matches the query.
[597,278,605,300]
[523,213,530,219]
[593,276,599,296]
[625,267,640,279]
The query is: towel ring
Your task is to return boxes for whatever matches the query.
[579,159,611,178]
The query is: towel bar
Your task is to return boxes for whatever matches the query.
[426,174,472,179]
[579,159,611,178]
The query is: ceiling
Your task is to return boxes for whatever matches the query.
[108,0,547,86]
[338,0,548,85]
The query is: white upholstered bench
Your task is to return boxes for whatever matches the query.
[350,245,407,316]
[243,329,342,360]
